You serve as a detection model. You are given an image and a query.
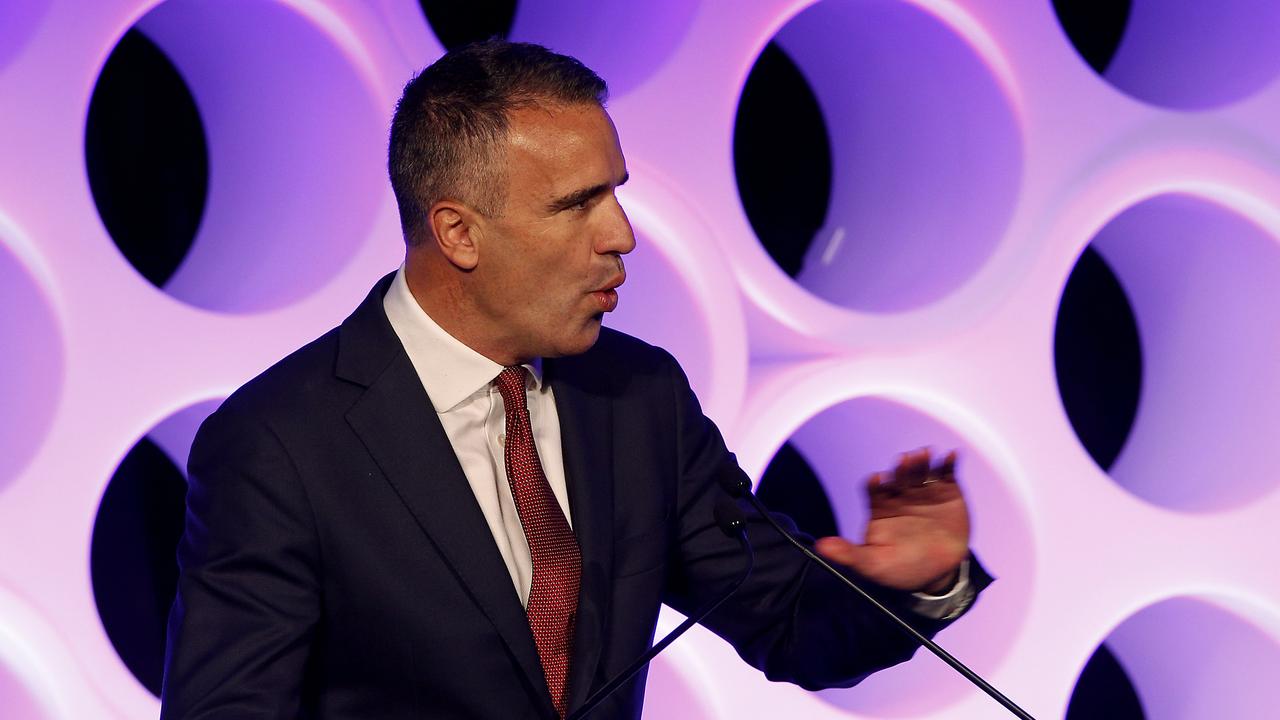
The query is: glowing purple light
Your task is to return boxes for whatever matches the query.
[0,0,1277,718]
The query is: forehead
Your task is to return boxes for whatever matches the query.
[501,103,625,203]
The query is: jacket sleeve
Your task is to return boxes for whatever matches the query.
[160,405,322,719]
[655,350,991,690]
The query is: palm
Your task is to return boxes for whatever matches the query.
[815,448,970,593]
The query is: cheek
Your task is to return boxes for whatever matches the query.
[511,234,591,314]
[519,272,579,326]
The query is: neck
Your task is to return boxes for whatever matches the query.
[403,255,528,366]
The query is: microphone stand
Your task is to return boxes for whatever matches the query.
[567,499,755,720]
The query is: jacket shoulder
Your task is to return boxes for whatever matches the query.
[209,326,351,429]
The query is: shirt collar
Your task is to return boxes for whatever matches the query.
[382,264,543,413]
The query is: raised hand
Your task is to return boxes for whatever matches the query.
[814,448,970,594]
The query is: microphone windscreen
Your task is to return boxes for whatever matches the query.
[714,464,752,498]
[713,496,747,538]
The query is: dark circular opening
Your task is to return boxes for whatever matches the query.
[770,396,1033,715]
[86,0,388,313]
[1054,246,1143,471]
[1104,596,1280,717]
[418,0,517,51]
[1066,194,1280,511]
[733,41,832,278]
[90,437,188,697]
[735,0,1023,313]
[507,1,700,96]
[1066,643,1146,719]
[1052,0,1132,74]
[755,441,838,539]
[85,28,208,288]
[1055,0,1280,110]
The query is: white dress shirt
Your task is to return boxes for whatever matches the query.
[384,265,570,606]
[382,265,971,618]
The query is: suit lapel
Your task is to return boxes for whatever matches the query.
[548,359,616,715]
[337,276,556,716]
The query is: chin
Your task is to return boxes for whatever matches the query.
[549,319,602,358]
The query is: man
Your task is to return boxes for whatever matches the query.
[161,40,987,719]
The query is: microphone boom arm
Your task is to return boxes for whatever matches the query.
[720,467,1036,720]
[567,500,756,720]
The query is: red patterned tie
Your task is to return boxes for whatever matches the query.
[494,366,581,717]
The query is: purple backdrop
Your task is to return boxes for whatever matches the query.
[1,0,1278,717]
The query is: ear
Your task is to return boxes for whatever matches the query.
[427,200,483,270]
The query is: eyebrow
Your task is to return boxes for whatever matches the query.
[547,171,629,212]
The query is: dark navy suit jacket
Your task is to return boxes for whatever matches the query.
[160,273,988,719]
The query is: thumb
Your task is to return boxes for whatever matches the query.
[814,536,881,575]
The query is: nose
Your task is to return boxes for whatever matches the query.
[597,194,636,257]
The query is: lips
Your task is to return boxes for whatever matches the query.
[590,272,626,312]
[595,272,626,293]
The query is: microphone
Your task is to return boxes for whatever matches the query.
[717,465,1036,720]
[567,497,755,720]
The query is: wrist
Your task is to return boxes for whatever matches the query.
[920,566,960,596]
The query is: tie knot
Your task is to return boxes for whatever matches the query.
[493,366,528,406]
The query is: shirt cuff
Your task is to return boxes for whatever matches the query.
[907,558,974,621]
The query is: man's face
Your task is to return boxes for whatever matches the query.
[473,102,635,360]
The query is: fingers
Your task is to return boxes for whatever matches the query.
[935,449,958,484]
[938,449,957,470]
[865,449,963,515]
[887,447,960,489]
[893,447,931,486]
